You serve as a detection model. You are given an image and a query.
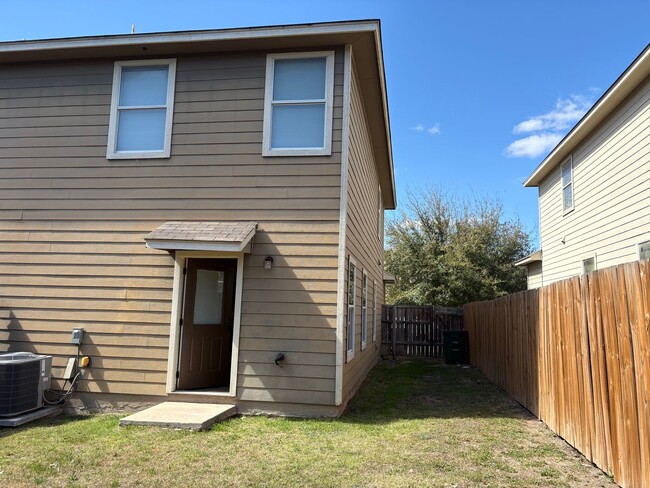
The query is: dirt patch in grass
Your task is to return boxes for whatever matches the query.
[0,359,614,487]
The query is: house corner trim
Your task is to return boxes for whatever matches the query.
[335,44,353,406]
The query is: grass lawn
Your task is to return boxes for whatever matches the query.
[0,359,613,487]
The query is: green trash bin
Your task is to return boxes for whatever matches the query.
[443,330,468,364]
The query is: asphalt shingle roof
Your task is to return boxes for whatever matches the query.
[145,221,257,244]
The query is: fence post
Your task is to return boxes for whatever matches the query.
[391,304,397,360]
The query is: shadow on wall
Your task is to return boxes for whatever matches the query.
[0,311,95,393]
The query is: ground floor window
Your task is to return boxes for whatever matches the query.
[347,255,356,361]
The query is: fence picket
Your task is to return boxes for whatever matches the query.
[381,305,463,358]
[464,261,649,488]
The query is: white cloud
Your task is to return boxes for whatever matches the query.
[505,133,564,158]
[506,92,598,159]
[513,95,593,134]
[411,123,441,135]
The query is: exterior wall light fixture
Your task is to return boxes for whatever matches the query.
[264,256,274,270]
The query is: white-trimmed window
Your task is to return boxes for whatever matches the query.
[263,51,335,156]
[582,255,596,274]
[361,270,368,350]
[107,59,177,159]
[372,279,377,342]
[639,241,650,260]
[562,157,574,213]
[347,256,356,361]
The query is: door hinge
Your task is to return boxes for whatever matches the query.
[179,318,183,326]
[183,267,187,275]
[176,371,180,379]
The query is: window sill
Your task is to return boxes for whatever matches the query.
[563,206,575,216]
[107,150,171,160]
[361,341,366,351]
[346,350,355,362]
[263,147,332,157]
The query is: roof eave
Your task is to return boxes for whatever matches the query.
[524,43,650,188]
[372,24,396,209]
[514,250,543,267]
[0,20,380,56]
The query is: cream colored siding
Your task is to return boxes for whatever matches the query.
[0,51,344,408]
[526,262,543,289]
[538,75,650,285]
[342,55,384,406]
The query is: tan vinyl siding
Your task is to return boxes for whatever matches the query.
[0,50,344,408]
[341,55,384,406]
[538,75,650,285]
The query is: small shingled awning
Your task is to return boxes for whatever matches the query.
[144,221,257,253]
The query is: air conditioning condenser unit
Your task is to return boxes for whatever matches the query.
[0,352,52,416]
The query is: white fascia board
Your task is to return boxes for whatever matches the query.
[0,21,379,54]
[146,228,255,253]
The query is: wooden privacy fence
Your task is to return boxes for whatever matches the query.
[464,261,650,488]
[381,305,463,358]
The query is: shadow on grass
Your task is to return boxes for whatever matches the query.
[2,359,532,435]
[338,358,535,424]
[0,414,98,439]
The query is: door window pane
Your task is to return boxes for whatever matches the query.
[271,104,325,148]
[193,269,225,325]
[273,58,326,100]
[116,109,167,151]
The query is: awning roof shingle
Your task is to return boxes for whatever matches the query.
[145,221,257,252]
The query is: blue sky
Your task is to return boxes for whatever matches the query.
[1,1,649,243]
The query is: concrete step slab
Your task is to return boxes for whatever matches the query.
[0,406,63,428]
[119,402,237,431]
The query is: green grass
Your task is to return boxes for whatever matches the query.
[0,359,612,487]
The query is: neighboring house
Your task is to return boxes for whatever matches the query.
[0,20,396,417]
[517,44,650,289]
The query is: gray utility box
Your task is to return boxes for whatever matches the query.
[0,352,52,416]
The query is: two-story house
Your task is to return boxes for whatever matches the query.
[517,43,650,289]
[0,20,396,417]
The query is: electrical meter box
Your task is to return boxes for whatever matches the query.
[71,328,84,345]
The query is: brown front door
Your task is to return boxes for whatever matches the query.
[178,258,237,390]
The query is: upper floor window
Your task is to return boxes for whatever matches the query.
[263,52,335,156]
[107,59,177,159]
[561,157,573,214]
[582,256,596,274]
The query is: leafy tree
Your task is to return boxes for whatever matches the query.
[385,187,532,306]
